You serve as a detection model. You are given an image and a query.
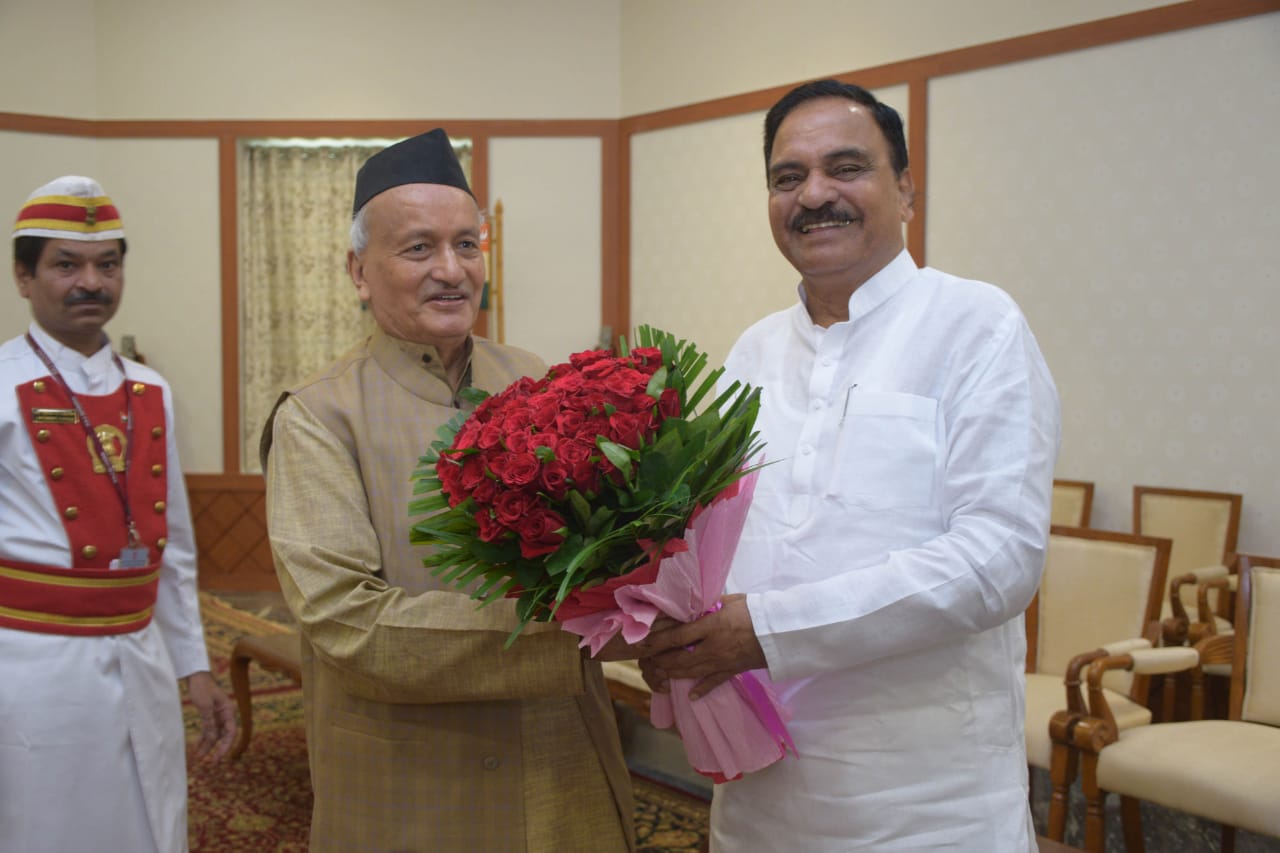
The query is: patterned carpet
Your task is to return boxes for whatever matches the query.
[185,593,710,852]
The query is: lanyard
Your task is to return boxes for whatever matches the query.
[25,333,143,550]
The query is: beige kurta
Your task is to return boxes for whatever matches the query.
[264,329,633,853]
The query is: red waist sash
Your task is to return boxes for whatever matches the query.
[0,558,160,636]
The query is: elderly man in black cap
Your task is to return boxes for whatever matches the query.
[262,130,634,852]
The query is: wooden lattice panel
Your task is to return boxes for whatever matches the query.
[187,474,277,591]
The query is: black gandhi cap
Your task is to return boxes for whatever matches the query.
[351,128,473,216]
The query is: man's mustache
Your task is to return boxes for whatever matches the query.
[65,290,114,306]
[791,204,854,232]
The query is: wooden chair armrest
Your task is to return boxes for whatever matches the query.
[1049,639,1144,739]
[1084,648,1198,728]
[1196,575,1236,626]
[1063,639,1152,714]
[1167,565,1229,645]
[1168,572,1198,625]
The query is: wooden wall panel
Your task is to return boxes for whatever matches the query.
[186,473,275,590]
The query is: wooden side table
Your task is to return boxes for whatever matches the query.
[228,631,303,759]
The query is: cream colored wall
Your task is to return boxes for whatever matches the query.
[619,0,1174,115]
[927,13,1280,557]
[489,138,603,366]
[89,0,621,121]
[630,86,907,369]
[93,139,223,473]
[0,0,98,118]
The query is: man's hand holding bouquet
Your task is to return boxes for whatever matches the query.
[409,327,794,781]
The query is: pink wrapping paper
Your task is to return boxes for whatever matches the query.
[558,470,795,782]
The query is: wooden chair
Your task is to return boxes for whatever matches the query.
[1071,555,1280,851]
[228,631,303,759]
[1051,479,1095,528]
[1025,526,1171,840]
[1133,485,1241,645]
[1133,486,1242,718]
[601,659,652,717]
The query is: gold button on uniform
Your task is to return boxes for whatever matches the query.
[151,464,164,476]
[157,538,167,550]
[36,429,50,442]
[152,426,164,438]
[33,380,46,393]
[154,501,166,513]
[64,506,79,520]
[82,545,98,559]
[131,383,145,395]
[51,467,64,480]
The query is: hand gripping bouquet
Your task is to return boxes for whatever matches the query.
[409,326,794,781]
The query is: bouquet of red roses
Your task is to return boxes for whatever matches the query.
[409,326,761,635]
[409,326,795,781]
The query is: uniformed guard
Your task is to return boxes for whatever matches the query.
[1,176,236,852]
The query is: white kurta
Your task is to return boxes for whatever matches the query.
[0,323,208,853]
[717,251,1061,851]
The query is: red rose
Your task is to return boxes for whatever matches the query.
[627,389,657,413]
[539,460,571,501]
[530,399,559,430]
[549,370,586,394]
[603,367,647,399]
[504,429,531,454]
[498,452,540,488]
[493,490,535,526]
[630,347,663,372]
[512,375,545,395]
[581,358,618,379]
[555,408,586,435]
[527,427,558,455]
[658,387,680,419]
[437,458,465,505]
[568,349,612,370]
[516,507,566,558]
[569,459,599,495]
[454,419,483,450]
[558,439,593,466]
[478,421,505,450]
[608,411,649,448]
[470,477,498,506]
[459,455,488,492]
[502,408,533,434]
[475,510,508,543]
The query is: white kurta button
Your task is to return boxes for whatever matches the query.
[801,445,813,455]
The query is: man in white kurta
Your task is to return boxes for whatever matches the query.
[0,176,235,852]
[638,81,1060,850]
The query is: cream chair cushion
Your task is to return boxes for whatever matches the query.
[1243,566,1280,726]
[1037,536,1160,695]
[1097,720,1280,838]
[1138,492,1233,617]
